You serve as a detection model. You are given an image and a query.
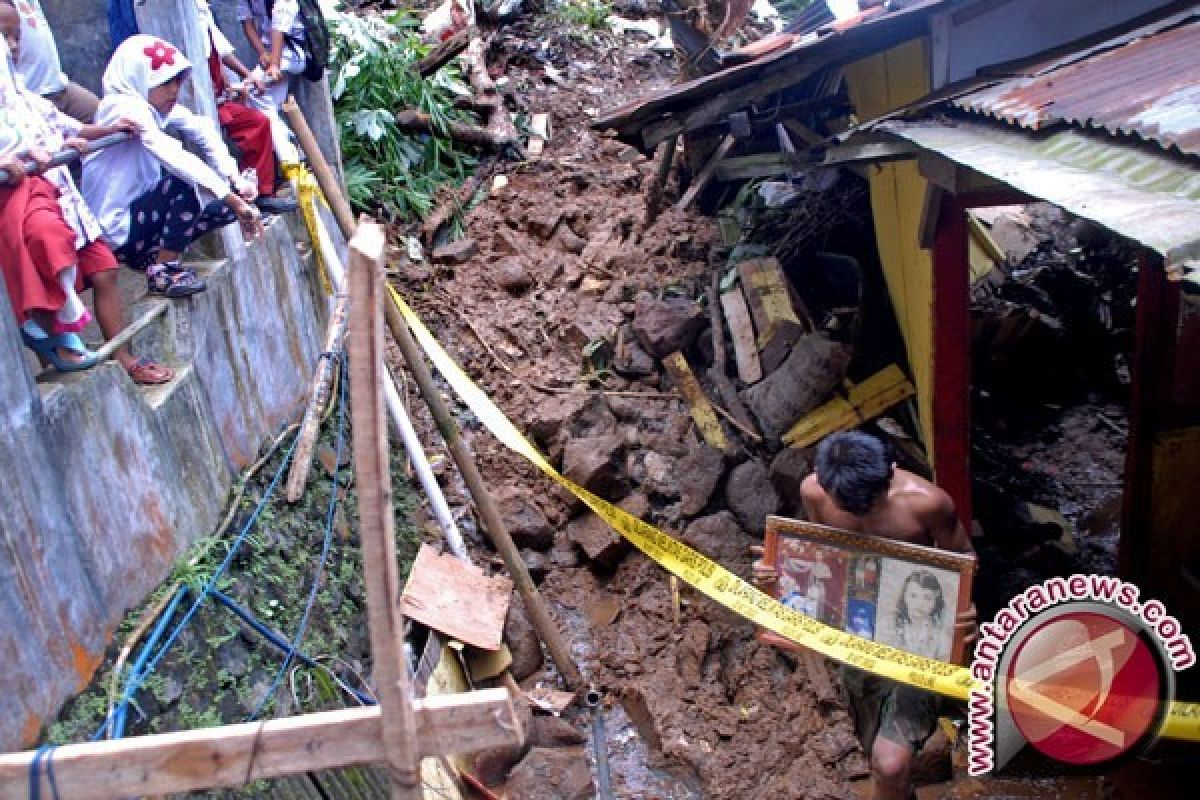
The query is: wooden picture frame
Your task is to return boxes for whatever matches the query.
[758,515,977,665]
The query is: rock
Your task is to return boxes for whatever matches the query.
[505,747,595,800]
[432,237,478,264]
[631,292,707,359]
[562,434,629,500]
[495,488,556,551]
[640,451,679,500]
[530,715,587,748]
[495,256,533,294]
[493,227,522,256]
[554,224,588,255]
[526,207,564,240]
[809,727,860,766]
[474,700,535,785]
[528,394,617,463]
[568,513,630,568]
[682,511,754,564]
[620,491,651,521]
[724,459,781,536]
[522,548,550,583]
[613,324,656,377]
[769,446,815,515]
[677,441,725,517]
[505,598,544,682]
[740,334,852,441]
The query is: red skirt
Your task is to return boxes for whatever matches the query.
[0,177,117,320]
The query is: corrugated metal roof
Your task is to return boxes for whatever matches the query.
[876,118,1200,279]
[953,10,1200,156]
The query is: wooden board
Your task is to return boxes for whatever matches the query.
[663,351,732,455]
[720,284,763,385]
[737,258,805,373]
[0,692,521,800]
[782,364,916,448]
[401,544,513,651]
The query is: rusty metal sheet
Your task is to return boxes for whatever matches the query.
[876,118,1200,280]
[954,10,1200,156]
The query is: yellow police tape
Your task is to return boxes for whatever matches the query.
[386,286,1200,744]
[282,162,333,295]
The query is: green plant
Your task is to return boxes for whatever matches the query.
[555,0,612,30]
[325,5,476,221]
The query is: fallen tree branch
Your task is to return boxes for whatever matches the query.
[461,35,523,157]
[394,109,514,149]
[416,28,470,77]
[420,155,498,246]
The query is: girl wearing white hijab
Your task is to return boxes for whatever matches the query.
[0,33,172,382]
[82,34,262,298]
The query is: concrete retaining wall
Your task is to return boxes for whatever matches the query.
[0,214,327,749]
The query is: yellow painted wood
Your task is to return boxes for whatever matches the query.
[1148,426,1200,629]
[782,364,916,448]
[663,351,731,453]
[843,38,939,466]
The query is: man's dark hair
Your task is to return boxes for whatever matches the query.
[815,431,893,516]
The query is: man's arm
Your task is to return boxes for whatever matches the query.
[242,19,269,67]
[929,492,974,556]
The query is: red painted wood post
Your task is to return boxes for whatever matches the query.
[931,193,972,528]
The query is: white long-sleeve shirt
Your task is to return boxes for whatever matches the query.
[14,0,68,97]
[82,95,238,248]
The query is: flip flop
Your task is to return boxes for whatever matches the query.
[125,357,174,386]
[20,321,98,372]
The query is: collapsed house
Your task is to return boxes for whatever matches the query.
[596,0,1200,637]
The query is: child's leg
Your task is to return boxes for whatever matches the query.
[116,176,208,298]
[22,182,90,333]
[248,69,301,163]
[220,101,277,196]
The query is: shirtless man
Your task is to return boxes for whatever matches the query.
[755,430,976,800]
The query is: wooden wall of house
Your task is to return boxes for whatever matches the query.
[842,39,938,461]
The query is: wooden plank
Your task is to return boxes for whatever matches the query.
[662,351,732,454]
[715,152,803,182]
[286,295,350,502]
[0,692,521,800]
[346,222,422,799]
[401,544,513,651]
[782,364,916,448]
[675,134,736,211]
[737,257,805,374]
[721,283,763,385]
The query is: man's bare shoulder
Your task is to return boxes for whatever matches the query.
[891,469,956,519]
[800,473,824,499]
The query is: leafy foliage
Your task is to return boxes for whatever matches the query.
[324,3,476,221]
[554,0,612,30]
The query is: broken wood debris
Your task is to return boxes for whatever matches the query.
[675,133,736,211]
[782,364,916,448]
[737,257,806,373]
[401,544,513,652]
[528,112,551,157]
[662,351,734,455]
[720,279,763,384]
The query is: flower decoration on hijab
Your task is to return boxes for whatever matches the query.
[102,34,192,101]
[143,40,177,71]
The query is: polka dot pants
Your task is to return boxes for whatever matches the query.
[115,174,238,270]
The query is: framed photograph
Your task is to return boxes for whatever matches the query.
[759,515,977,664]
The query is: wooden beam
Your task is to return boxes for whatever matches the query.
[781,365,916,448]
[821,139,918,166]
[346,222,422,799]
[737,257,805,374]
[662,351,733,455]
[720,283,763,385]
[917,183,944,250]
[676,134,736,211]
[1,692,520,800]
[715,152,804,182]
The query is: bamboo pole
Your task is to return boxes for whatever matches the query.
[346,222,422,799]
[288,102,584,691]
[285,295,349,502]
[675,133,736,211]
[282,98,356,237]
[642,134,677,229]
